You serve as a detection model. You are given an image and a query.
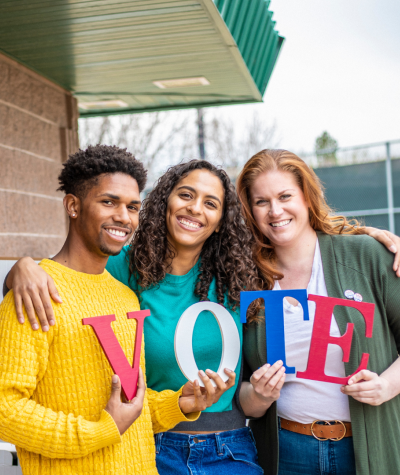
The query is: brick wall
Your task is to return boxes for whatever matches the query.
[0,53,79,258]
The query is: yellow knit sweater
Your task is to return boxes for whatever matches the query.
[0,259,199,475]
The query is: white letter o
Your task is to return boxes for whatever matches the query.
[174,302,240,387]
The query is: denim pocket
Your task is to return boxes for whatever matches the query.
[224,438,264,473]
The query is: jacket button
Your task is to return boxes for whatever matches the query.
[193,437,199,443]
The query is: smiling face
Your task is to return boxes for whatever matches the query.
[75,172,141,257]
[165,169,224,253]
[250,169,312,248]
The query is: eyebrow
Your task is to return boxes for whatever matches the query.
[177,185,222,205]
[252,189,295,199]
[98,193,141,204]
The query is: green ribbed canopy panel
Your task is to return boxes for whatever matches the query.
[215,0,283,95]
[0,0,283,116]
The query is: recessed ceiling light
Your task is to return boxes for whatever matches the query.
[78,100,128,110]
[153,77,210,89]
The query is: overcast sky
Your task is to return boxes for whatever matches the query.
[217,0,400,153]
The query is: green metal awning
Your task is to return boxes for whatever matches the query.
[0,0,283,116]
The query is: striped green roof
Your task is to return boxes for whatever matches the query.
[0,0,283,116]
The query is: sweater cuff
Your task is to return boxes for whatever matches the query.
[164,387,201,425]
[81,410,122,453]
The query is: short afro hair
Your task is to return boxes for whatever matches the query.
[58,144,147,198]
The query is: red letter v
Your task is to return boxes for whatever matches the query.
[82,310,150,400]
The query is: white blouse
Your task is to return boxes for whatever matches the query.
[274,240,351,423]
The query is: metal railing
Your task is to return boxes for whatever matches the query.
[304,139,400,233]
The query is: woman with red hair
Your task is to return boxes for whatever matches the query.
[237,149,400,475]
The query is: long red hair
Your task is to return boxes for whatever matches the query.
[236,149,363,291]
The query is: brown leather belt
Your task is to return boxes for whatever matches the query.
[280,417,352,441]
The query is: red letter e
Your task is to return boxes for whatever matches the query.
[297,295,374,385]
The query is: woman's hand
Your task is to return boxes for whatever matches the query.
[341,369,394,406]
[239,361,286,418]
[6,257,62,331]
[363,227,400,276]
[179,368,236,414]
[250,361,286,406]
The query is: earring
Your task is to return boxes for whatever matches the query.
[71,213,76,217]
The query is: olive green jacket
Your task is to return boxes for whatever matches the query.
[243,233,400,475]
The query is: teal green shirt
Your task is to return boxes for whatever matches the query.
[106,246,242,413]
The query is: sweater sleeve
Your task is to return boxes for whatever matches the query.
[380,247,400,352]
[0,293,121,459]
[146,387,200,434]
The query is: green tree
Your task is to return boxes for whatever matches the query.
[315,131,338,166]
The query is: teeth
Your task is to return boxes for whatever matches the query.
[271,220,291,228]
[107,228,127,237]
[178,218,201,229]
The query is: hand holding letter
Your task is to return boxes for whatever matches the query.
[105,368,146,435]
[179,368,236,413]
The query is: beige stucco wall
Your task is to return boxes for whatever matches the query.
[0,53,79,258]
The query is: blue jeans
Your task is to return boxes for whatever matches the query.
[155,427,263,475]
[278,421,356,475]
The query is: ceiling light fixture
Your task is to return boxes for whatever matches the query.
[78,100,128,110]
[153,77,210,89]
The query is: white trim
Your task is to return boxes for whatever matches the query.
[0,143,55,162]
[0,441,17,452]
[0,187,63,202]
[0,233,63,238]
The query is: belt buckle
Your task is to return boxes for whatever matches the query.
[330,420,346,441]
[310,420,346,441]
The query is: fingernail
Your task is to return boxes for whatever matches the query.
[112,375,118,383]
[42,326,49,332]
[389,245,397,253]
[49,320,55,326]
[280,366,286,372]
[18,318,24,324]
[225,368,232,373]
[199,370,206,377]
[266,364,271,368]
[205,369,213,375]
[348,379,353,385]
[194,379,199,387]
[278,360,283,365]
[32,324,39,330]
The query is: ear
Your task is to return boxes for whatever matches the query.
[63,194,81,219]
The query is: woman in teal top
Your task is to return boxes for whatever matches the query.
[106,248,239,415]
[103,160,263,475]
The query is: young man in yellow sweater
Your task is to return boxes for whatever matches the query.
[0,145,207,475]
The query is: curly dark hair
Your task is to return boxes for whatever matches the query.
[128,160,261,321]
[58,144,147,198]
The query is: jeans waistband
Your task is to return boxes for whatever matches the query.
[155,427,253,452]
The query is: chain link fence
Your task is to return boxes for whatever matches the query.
[303,139,400,233]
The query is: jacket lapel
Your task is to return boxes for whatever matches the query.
[318,232,363,375]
